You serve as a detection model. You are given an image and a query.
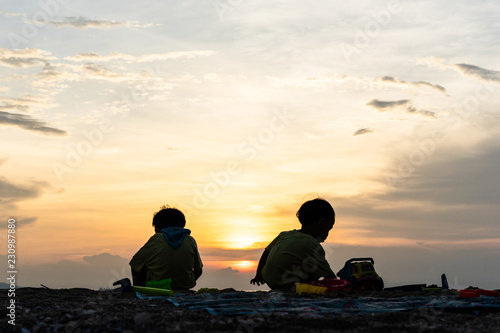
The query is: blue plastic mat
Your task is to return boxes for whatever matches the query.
[136,291,500,316]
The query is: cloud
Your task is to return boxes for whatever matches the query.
[201,247,263,261]
[78,63,152,82]
[196,267,262,290]
[65,50,217,63]
[0,217,37,229]
[1,12,158,29]
[367,99,410,110]
[353,128,373,136]
[0,11,25,17]
[83,252,129,267]
[453,64,500,84]
[328,137,500,246]
[406,105,436,118]
[0,175,49,229]
[266,74,447,95]
[42,17,153,29]
[380,76,447,94]
[367,99,436,118]
[34,63,65,82]
[0,110,67,135]
[0,94,53,112]
[417,57,500,84]
[0,47,54,68]
[7,253,133,289]
[0,177,50,205]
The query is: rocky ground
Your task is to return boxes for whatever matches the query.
[2,288,500,332]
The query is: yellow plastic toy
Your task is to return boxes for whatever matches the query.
[295,282,327,295]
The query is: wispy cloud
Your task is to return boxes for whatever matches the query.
[417,57,500,84]
[201,247,263,261]
[0,94,55,112]
[267,74,447,95]
[0,159,61,229]
[80,63,151,82]
[453,64,500,84]
[0,47,54,68]
[0,11,25,17]
[44,16,157,29]
[0,217,37,229]
[0,177,50,205]
[0,111,67,135]
[367,99,436,118]
[380,76,447,94]
[353,128,373,136]
[65,50,217,63]
[367,99,409,109]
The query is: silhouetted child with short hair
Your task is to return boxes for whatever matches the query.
[130,205,203,289]
[251,198,336,290]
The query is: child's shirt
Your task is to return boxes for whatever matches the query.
[262,230,334,289]
[129,228,203,289]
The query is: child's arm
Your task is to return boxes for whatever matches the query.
[250,249,269,286]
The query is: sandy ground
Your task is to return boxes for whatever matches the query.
[2,287,500,332]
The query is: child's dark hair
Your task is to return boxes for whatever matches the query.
[152,205,186,230]
[296,198,335,225]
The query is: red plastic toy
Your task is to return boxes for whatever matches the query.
[458,288,499,298]
[307,278,352,291]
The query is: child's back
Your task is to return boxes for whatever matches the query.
[130,206,203,289]
[251,198,336,290]
[261,229,333,290]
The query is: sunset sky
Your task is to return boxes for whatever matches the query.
[1,0,500,290]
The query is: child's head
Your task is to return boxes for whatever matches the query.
[296,198,335,242]
[152,205,186,232]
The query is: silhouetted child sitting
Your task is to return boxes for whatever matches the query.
[130,205,203,289]
[251,198,336,290]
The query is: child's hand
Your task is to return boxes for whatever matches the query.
[250,273,265,286]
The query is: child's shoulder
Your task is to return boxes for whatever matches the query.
[280,230,317,242]
[184,234,199,244]
[275,229,302,240]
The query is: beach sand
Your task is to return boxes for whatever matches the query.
[2,287,500,332]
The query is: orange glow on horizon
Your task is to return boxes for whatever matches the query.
[205,260,258,272]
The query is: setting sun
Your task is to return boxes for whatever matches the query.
[220,219,265,249]
[230,260,257,272]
